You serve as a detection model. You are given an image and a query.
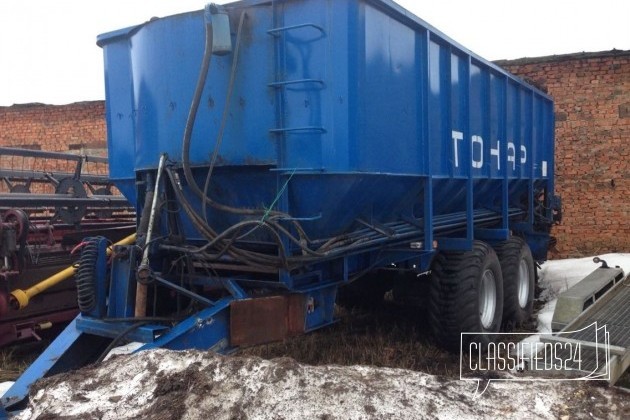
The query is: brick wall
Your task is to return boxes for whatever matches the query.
[0,101,106,152]
[1,50,628,258]
[0,101,108,194]
[497,50,630,257]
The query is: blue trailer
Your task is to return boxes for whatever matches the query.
[3,0,560,409]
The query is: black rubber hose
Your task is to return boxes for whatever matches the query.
[95,321,150,364]
[176,10,322,265]
[173,12,366,267]
[168,166,319,268]
[201,10,249,221]
[166,168,280,267]
[181,11,284,218]
[75,237,100,313]
[180,18,218,210]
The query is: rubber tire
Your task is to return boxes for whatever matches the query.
[495,236,535,329]
[428,241,504,352]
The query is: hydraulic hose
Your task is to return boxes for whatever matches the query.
[75,238,100,313]
[175,8,335,268]
[166,168,289,268]
[201,10,247,221]
[181,10,284,218]
[174,8,357,268]
[95,321,150,364]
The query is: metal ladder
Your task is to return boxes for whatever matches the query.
[268,2,327,173]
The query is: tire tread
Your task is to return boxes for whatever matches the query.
[429,241,503,351]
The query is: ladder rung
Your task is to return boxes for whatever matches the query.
[267,23,325,37]
[269,167,325,173]
[269,79,325,88]
[269,126,326,134]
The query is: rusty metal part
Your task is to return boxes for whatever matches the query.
[230,294,305,347]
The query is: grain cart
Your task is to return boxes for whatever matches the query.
[2,0,560,409]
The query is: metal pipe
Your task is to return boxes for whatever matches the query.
[0,169,112,185]
[153,275,214,307]
[0,147,84,162]
[0,194,131,207]
[0,147,109,164]
[135,153,168,317]
[9,233,137,310]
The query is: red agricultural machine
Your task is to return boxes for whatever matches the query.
[0,147,134,347]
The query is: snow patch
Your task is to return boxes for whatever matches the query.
[0,381,13,398]
[15,349,618,420]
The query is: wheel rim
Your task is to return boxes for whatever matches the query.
[479,269,497,329]
[518,258,530,308]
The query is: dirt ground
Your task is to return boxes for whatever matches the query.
[15,348,630,420]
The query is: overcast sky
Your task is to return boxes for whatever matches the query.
[0,0,628,106]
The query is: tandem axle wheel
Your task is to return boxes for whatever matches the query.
[428,238,535,351]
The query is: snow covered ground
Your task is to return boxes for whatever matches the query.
[13,348,630,420]
[2,254,630,418]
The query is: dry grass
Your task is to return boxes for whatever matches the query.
[0,304,460,387]
[617,370,630,389]
[0,339,50,382]
[2,301,626,389]
[0,348,35,382]
[239,303,462,378]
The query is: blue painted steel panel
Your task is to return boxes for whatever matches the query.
[100,31,137,205]
[139,299,232,351]
[1,318,105,408]
[97,0,556,261]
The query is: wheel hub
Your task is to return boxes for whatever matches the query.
[517,258,530,308]
[479,269,497,329]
